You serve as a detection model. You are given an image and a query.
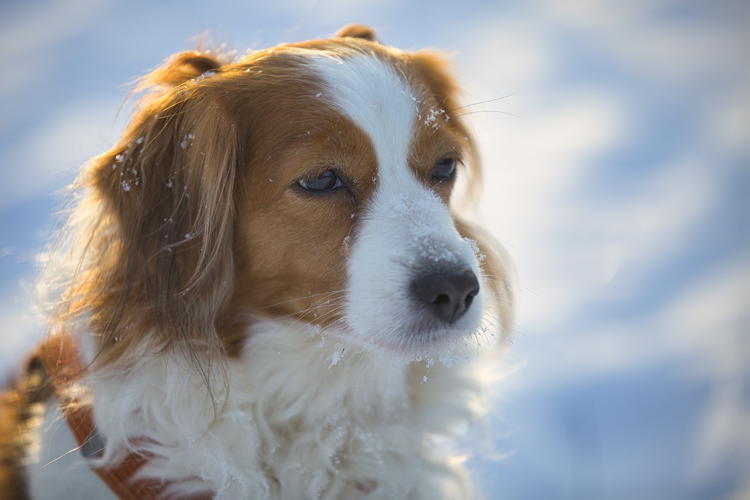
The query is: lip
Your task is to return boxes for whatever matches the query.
[348,321,473,359]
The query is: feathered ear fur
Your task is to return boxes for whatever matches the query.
[50,51,238,397]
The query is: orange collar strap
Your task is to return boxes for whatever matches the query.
[39,335,213,500]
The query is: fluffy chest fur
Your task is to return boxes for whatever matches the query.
[30,320,490,499]
[15,25,513,500]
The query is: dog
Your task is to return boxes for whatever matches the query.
[0,24,513,499]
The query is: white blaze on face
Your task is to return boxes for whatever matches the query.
[310,52,485,357]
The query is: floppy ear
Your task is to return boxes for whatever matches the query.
[68,51,238,385]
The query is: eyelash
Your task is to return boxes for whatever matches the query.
[297,170,343,193]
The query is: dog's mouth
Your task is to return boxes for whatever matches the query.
[337,291,486,361]
[337,250,487,359]
[349,322,480,362]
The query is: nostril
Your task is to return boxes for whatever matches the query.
[411,268,480,323]
[464,287,478,309]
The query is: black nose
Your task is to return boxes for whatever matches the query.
[411,268,480,323]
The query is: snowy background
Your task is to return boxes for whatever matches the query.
[1,0,748,498]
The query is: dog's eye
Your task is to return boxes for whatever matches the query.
[432,157,457,181]
[298,170,342,192]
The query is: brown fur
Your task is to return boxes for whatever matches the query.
[0,26,512,497]
[47,36,492,382]
[0,357,53,500]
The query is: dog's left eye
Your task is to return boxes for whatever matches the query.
[298,170,343,192]
[432,158,457,181]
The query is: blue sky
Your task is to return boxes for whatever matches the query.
[1,0,748,498]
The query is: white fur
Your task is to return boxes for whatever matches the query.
[311,52,486,358]
[27,404,118,500]
[29,319,490,500]
[26,51,499,500]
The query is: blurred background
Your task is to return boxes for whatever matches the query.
[1,0,748,498]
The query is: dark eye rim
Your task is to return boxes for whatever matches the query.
[296,168,346,194]
[432,157,459,181]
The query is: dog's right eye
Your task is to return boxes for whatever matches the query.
[298,170,342,193]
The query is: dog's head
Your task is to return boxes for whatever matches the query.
[53,25,512,378]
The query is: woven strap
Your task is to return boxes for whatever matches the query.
[39,335,213,500]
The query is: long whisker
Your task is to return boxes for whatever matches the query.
[270,296,347,353]
[453,110,522,120]
[449,92,519,111]
[270,309,345,355]
[256,289,345,310]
